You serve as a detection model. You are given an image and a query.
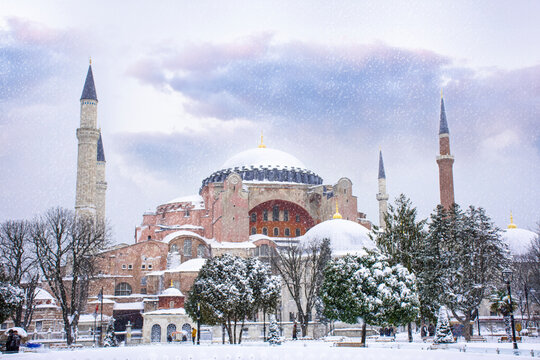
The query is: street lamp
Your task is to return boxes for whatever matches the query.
[502,268,518,352]
[197,301,201,345]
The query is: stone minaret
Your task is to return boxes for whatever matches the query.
[376,150,389,230]
[75,62,101,216]
[436,95,455,210]
[96,133,107,220]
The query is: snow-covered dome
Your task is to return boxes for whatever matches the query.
[300,219,376,256]
[502,228,537,256]
[159,287,184,297]
[222,147,307,170]
[201,146,323,189]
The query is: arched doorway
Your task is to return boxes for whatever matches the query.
[182,323,192,339]
[151,324,161,342]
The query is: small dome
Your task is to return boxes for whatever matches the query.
[301,219,376,256]
[222,147,307,170]
[502,227,537,256]
[159,287,184,297]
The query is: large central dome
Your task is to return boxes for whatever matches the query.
[201,146,323,190]
[222,147,307,170]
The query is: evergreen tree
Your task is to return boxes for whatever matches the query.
[433,306,455,344]
[103,318,118,347]
[321,251,419,344]
[427,204,509,341]
[267,315,281,346]
[185,254,280,344]
[0,272,23,324]
[372,194,426,340]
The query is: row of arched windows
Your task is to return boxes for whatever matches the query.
[251,227,301,237]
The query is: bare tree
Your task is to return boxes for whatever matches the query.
[0,220,39,329]
[31,208,109,345]
[272,238,331,337]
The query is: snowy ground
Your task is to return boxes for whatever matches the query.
[8,339,540,360]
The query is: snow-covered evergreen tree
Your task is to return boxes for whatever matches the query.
[267,315,281,346]
[0,280,24,323]
[185,254,280,344]
[103,318,118,347]
[429,204,509,341]
[433,306,455,344]
[321,250,419,344]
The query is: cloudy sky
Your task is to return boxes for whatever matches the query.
[1,1,539,243]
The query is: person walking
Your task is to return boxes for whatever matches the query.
[5,330,20,353]
[292,321,297,340]
[191,327,197,344]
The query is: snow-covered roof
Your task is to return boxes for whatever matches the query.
[165,194,205,209]
[158,224,204,231]
[88,298,116,304]
[143,308,187,316]
[165,258,207,273]
[113,302,144,311]
[78,314,110,323]
[502,227,537,256]
[35,303,60,309]
[162,230,211,244]
[300,219,376,256]
[159,287,184,297]
[222,147,307,170]
[209,240,256,249]
[34,287,55,301]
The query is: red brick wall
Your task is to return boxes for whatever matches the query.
[249,200,314,237]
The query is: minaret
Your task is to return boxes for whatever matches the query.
[75,60,100,216]
[96,133,107,221]
[376,150,389,230]
[436,93,455,210]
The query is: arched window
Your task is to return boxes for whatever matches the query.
[197,244,207,258]
[167,324,176,338]
[272,206,279,221]
[251,227,256,235]
[273,227,279,237]
[295,228,301,237]
[262,227,268,235]
[183,239,192,257]
[259,244,269,257]
[296,214,300,222]
[170,244,178,253]
[151,324,161,342]
[263,210,268,221]
[284,228,290,237]
[284,210,289,221]
[115,282,132,296]
[250,213,257,222]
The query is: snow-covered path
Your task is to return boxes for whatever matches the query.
[9,340,540,360]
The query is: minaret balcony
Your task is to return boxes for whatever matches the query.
[376,193,389,201]
[436,155,454,161]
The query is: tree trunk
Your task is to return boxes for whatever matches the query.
[233,320,237,344]
[361,322,367,345]
[463,312,471,342]
[407,322,413,342]
[238,320,245,344]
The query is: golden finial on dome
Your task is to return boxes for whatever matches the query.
[508,211,517,229]
[333,199,342,219]
[170,279,174,288]
[441,88,443,99]
[258,131,266,148]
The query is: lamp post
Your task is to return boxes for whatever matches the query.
[502,268,518,352]
[197,301,201,345]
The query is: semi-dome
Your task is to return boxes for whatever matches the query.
[502,227,537,256]
[201,146,323,190]
[300,218,376,256]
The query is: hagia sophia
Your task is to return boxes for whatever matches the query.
[1,63,537,344]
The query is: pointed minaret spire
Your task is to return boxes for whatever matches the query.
[378,150,386,179]
[436,93,455,210]
[439,95,449,135]
[81,62,98,101]
[376,150,389,230]
[97,133,106,162]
